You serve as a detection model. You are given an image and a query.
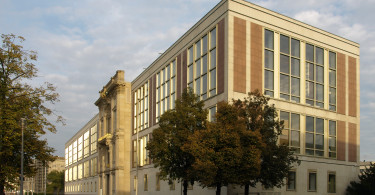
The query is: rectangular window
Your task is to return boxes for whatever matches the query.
[305,116,324,157]
[91,158,97,176]
[73,165,77,181]
[169,180,175,190]
[329,51,337,111]
[156,173,161,191]
[306,44,324,108]
[65,148,68,167]
[90,125,97,154]
[84,160,90,178]
[280,111,300,153]
[132,140,137,168]
[138,135,150,166]
[287,171,296,190]
[209,106,216,122]
[329,121,337,158]
[144,174,148,191]
[78,136,83,161]
[84,130,90,158]
[78,163,83,179]
[328,172,336,193]
[187,27,216,100]
[308,171,317,191]
[134,82,149,128]
[73,140,77,163]
[264,29,274,96]
[280,35,300,102]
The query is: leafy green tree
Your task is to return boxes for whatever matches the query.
[0,34,64,195]
[346,162,375,195]
[146,88,208,195]
[46,170,64,195]
[183,101,262,195]
[233,90,299,195]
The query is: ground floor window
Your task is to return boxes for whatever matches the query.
[287,170,296,190]
[328,172,336,193]
[308,171,317,191]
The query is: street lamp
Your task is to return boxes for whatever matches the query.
[20,118,25,195]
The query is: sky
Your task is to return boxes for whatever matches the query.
[0,0,374,161]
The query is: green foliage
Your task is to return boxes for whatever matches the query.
[346,162,375,195]
[46,170,64,195]
[233,90,300,194]
[146,88,208,195]
[183,102,262,195]
[0,34,64,193]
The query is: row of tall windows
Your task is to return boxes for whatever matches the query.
[65,125,98,167]
[287,170,336,193]
[156,60,176,122]
[65,181,97,193]
[188,27,217,100]
[134,82,149,134]
[65,157,98,182]
[138,173,178,192]
[279,111,336,158]
[264,29,337,110]
[132,134,151,168]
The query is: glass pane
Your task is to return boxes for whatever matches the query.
[280,111,289,128]
[210,69,216,90]
[171,77,175,93]
[329,121,336,136]
[316,102,324,108]
[167,65,170,79]
[291,96,300,103]
[328,174,336,193]
[265,90,274,97]
[280,94,290,100]
[330,152,336,158]
[306,133,314,148]
[166,81,170,96]
[315,134,324,150]
[329,51,336,69]
[309,173,316,191]
[330,88,336,104]
[316,118,324,134]
[316,84,324,101]
[306,44,314,62]
[265,70,274,90]
[291,130,300,147]
[280,130,288,145]
[291,58,300,76]
[306,62,314,80]
[287,171,296,190]
[202,74,207,94]
[210,28,216,49]
[329,137,336,151]
[306,81,314,99]
[265,50,274,69]
[280,74,290,94]
[202,55,207,74]
[265,30,274,49]
[188,47,193,64]
[202,35,207,54]
[195,78,201,95]
[316,150,324,156]
[291,114,300,130]
[280,34,289,54]
[291,77,300,96]
[315,47,324,65]
[173,60,176,76]
[196,59,201,78]
[210,48,216,69]
[329,70,336,86]
[210,89,216,96]
[188,65,193,82]
[280,54,290,74]
[196,40,201,59]
[306,116,314,132]
[316,65,324,83]
[306,149,314,156]
[291,38,300,57]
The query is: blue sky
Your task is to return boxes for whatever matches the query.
[1,0,374,161]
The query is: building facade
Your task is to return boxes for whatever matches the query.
[64,114,99,194]
[130,0,360,195]
[95,70,132,195]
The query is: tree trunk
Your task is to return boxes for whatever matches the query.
[244,184,249,195]
[183,180,188,195]
[216,183,221,195]
[0,184,5,195]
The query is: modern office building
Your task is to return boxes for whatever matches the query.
[129,0,360,194]
[64,114,99,194]
[67,0,360,194]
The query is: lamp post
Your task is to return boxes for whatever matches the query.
[20,118,25,195]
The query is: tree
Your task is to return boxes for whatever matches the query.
[346,162,375,195]
[183,102,262,195]
[146,88,208,195]
[0,34,63,195]
[233,90,299,195]
[46,170,64,195]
